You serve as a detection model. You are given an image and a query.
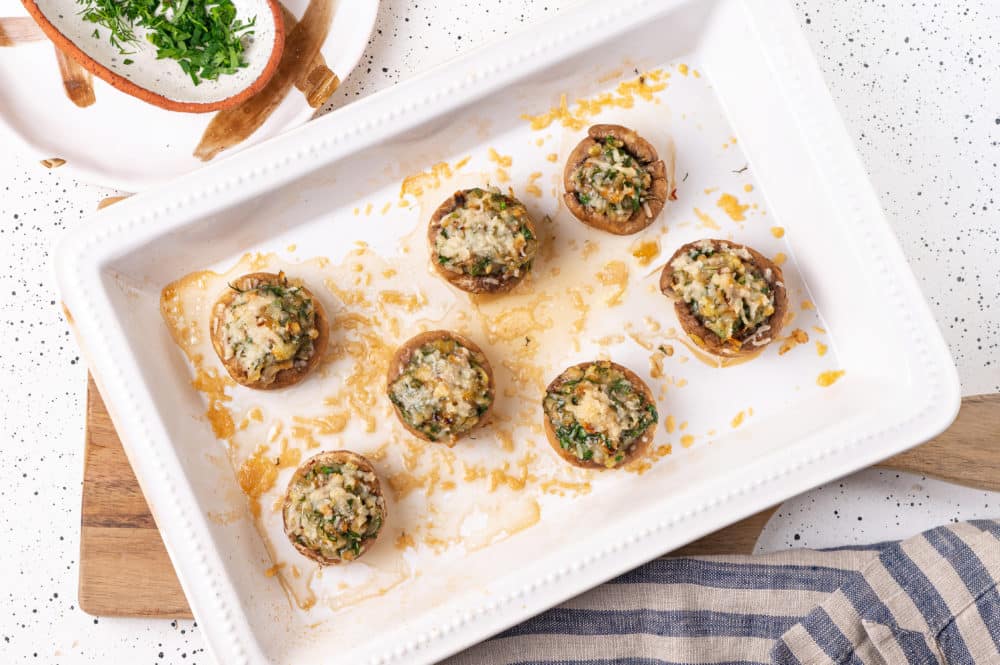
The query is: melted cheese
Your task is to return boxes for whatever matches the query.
[389,340,492,442]
[570,138,652,223]
[434,188,536,279]
[668,241,776,342]
[284,461,384,562]
[215,282,318,384]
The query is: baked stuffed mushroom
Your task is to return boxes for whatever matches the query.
[210,271,328,389]
[428,187,539,294]
[563,124,676,235]
[543,361,657,470]
[387,330,495,445]
[282,450,386,565]
[660,239,788,358]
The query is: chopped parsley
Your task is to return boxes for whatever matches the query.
[77,0,256,85]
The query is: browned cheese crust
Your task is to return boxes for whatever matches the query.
[659,240,788,359]
[386,330,496,445]
[543,361,656,470]
[427,188,538,294]
[282,450,385,565]
[563,124,677,235]
[209,272,329,390]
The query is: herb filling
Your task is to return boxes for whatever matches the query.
[435,188,537,280]
[389,338,492,442]
[571,136,653,223]
[544,362,657,468]
[284,462,384,561]
[669,241,776,342]
[216,274,319,385]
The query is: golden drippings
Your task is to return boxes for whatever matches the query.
[677,63,689,76]
[801,300,815,310]
[716,194,749,222]
[773,252,787,265]
[546,153,559,162]
[770,227,785,238]
[595,261,628,306]
[694,207,720,230]
[238,443,301,517]
[731,411,745,428]
[680,434,695,448]
[631,239,661,267]
[816,341,828,357]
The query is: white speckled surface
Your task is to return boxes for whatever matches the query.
[0,1,996,662]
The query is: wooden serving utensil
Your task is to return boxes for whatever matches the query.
[675,393,1000,556]
[20,0,285,112]
[79,382,1000,618]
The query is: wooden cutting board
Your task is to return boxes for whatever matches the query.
[79,375,1000,618]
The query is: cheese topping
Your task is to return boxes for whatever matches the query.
[434,188,537,281]
[214,274,320,385]
[669,241,776,343]
[570,136,653,223]
[389,337,492,443]
[284,460,384,562]
[543,362,657,468]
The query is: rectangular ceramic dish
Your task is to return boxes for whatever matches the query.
[55,0,961,663]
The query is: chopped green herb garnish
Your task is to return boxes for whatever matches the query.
[76,0,256,85]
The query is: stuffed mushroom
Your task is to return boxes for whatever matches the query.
[543,361,658,470]
[210,271,328,389]
[563,124,676,235]
[282,450,386,565]
[660,239,788,358]
[387,330,495,445]
[428,187,539,294]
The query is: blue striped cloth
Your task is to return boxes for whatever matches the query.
[447,520,1000,664]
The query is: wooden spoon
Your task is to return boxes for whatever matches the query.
[20,0,285,113]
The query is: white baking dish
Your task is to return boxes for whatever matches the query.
[55,0,960,663]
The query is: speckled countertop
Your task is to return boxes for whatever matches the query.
[1,1,996,663]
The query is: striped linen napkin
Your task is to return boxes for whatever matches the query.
[447,520,1000,664]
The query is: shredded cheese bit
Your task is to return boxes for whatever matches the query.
[389,337,493,443]
[543,361,657,468]
[668,240,777,343]
[817,370,845,387]
[694,207,721,230]
[778,329,809,355]
[520,70,668,131]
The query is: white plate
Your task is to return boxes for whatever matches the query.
[0,0,378,190]
[55,1,961,664]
